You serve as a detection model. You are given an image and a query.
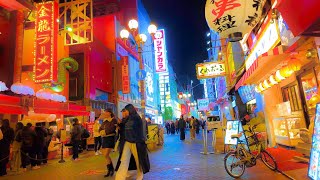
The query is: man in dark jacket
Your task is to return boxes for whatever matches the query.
[0,119,14,176]
[34,123,47,166]
[178,115,186,140]
[71,118,82,161]
[19,123,37,170]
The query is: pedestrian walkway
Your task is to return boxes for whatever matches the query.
[3,130,289,180]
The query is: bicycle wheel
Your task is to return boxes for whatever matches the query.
[224,151,246,178]
[260,150,277,171]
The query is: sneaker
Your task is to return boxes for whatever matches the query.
[98,150,102,155]
[95,152,99,156]
[32,166,40,170]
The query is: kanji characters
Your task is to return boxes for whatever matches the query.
[36,69,50,79]
[245,13,258,26]
[211,0,241,22]
[214,14,237,32]
[38,20,51,32]
[37,55,49,65]
[38,5,51,18]
[37,34,50,44]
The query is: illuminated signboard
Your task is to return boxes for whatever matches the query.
[308,104,320,180]
[197,98,209,111]
[196,61,226,79]
[34,1,58,83]
[245,21,280,70]
[121,56,130,94]
[154,29,167,73]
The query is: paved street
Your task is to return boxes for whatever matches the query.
[3,130,288,180]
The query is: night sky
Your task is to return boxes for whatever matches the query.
[142,0,209,99]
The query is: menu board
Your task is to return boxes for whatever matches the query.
[225,120,240,145]
[238,85,256,104]
[308,103,320,180]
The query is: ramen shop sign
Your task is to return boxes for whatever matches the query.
[154,29,167,73]
[34,1,58,83]
[196,61,226,79]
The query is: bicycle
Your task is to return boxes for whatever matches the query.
[224,124,277,178]
[146,125,164,146]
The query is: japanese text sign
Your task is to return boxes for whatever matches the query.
[205,0,265,41]
[34,1,58,83]
[196,61,226,79]
[197,98,210,111]
[121,56,130,94]
[154,29,167,73]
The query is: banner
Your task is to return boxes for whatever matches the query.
[121,56,130,94]
[196,61,226,79]
[34,1,58,83]
[154,29,167,73]
[197,98,209,111]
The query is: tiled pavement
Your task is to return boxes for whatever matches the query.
[3,130,289,180]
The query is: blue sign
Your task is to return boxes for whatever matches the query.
[136,70,146,80]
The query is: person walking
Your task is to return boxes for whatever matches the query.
[178,115,186,141]
[165,121,170,134]
[93,117,102,156]
[99,109,118,177]
[43,126,53,165]
[11,122,23,172]
[170,121,175,135]
[175,119,179,134]
[195,118,200,134]
[20,123,37,171]
[115,104,150,180]
[190,116,196,140]
[71,118,82,161]
[34,123,47,167]
[0,119,14,176]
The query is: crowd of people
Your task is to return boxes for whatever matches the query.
[165,115,205,141]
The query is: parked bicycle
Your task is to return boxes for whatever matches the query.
[224,123,277,178]
[146,125,164,146]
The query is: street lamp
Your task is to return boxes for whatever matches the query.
[119,19,157,118]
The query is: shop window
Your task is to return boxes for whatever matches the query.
[282,84,302,112]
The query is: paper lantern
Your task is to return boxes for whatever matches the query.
[0,81,8,92]
[205,0,266,41]
[288,58,302,72]
[275,70,285,82]
[259,83,265,92]
[263,80,271,88]
[255,86,261,93]
[308,94,320,109]
[269,75,278,85]
[280,66,294,78]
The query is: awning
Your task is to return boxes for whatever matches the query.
[33,99,89,116]
[0,94,27,114]
[235,45,287,90]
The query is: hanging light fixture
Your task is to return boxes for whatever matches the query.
[288,58,302,72]
[269,75,278,85]
[263,80,271,88]
[276,69,286,81]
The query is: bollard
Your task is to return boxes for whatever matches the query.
[59,143,65,163]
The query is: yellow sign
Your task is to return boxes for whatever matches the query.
[196,61,226,79]
[60,129,66,142]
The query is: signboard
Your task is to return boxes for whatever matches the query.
[196,61,226,79]
[34,1,58,83]
[197,98,209,111]
[238,85,255,104]
[121,56,130,94]
[245,21,280,70]
[136,70,146,80]
[145,71,155,107]
[308,103,320,180]
[225,120,240,145]
[154,29,167,73]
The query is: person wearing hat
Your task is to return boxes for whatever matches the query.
[99,108,118,177]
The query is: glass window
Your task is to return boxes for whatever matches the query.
[282,84,302,112]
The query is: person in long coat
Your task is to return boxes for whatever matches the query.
[115,104,150,180]
[170,121,175,135]
[0,119,14,176]
[178,115,186,140]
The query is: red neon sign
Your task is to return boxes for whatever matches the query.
[34,1,58,83]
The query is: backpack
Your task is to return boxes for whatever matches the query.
[82,128,90,139]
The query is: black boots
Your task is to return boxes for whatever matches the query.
[104,163,114,177]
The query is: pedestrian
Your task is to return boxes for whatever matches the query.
[0,119,14,176]
[178,115,186,140]
[11,122,23,172]
[20,123,37,171]
[93,117,102,156]
[115,104,150,180]
[165,121,170,134]
[175,119,179,134]
[43,126,53,164]
[71,118,82,161]
[34,123,47,166]
[170,121,175,135]
[115,109,137,176]
[190,116,196,140]
[195,118,200,134]
[99,108,117,177]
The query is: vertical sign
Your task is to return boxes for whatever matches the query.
[197,98,210,111]
[154,29,167,73]
[34,1,58,83]
[122,56,130,94]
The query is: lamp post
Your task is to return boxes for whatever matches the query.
[120,19,157,118]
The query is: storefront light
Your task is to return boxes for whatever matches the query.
[269,75,278,85]
[259,83,265,92]
[276,70,285,81]
[263,80,271,88]
[255,86,261,93]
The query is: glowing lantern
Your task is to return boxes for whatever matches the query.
[259,83,265,92]
[276,70,285,81]
[269,75,278,85]
[263,80,271,88]
[205,0,266,42]
[255,86,261,93]
[0,81,8,92]
[280,66,294,78]
[308,94,320,109]
[288,58,302,72]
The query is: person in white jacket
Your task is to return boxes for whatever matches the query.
[93,117,102,155]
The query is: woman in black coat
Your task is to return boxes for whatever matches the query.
[0,119,14,176]
[178,115,186,140]
[115,104,150,180]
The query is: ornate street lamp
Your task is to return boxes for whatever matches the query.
[120,19,157,118]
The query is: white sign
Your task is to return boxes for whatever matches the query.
[154,29,167,73]
[245,22,280,70]
[197,98,209,111]
[196,61,226,79]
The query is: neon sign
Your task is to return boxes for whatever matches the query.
[154,29,167,73]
